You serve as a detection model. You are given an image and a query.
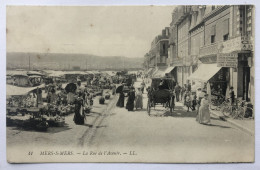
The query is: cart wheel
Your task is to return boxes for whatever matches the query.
[147,100,151,116]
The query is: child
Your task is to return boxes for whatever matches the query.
[185,91,192,112]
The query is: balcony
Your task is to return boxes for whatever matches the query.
[199,43,219,58]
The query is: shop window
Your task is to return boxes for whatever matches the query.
[223,34,229,41]
[211,35,215,44]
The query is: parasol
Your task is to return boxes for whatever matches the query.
[65,83,77,93]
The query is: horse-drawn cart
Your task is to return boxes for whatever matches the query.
[147,78,176,116]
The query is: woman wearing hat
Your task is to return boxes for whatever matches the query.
[126,86,135,111]
[197,93,211,124]
[135,87,143,110]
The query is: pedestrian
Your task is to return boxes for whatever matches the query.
[196,88,205,120]
[187,83,191,92]
[229,86,235,105]
[116,91,125,108]
[141,81,145,93]
[73,93,85,125]
[126,87,135,111]
[180,85,186,102]
[185,91,192,112]
[174,83,181,102]
[135,87,143,110]
[50,88,57,104]
[191,91,197,111]
[197,93,211,124]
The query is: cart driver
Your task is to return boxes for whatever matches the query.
[158,79,168,90]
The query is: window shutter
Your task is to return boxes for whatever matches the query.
[223,19,229,35]
[211,25,216,35]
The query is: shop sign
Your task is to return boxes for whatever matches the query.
[217,53,238,67]
[241,44,253,51]
[222,36,253,53]
[222,36,241,53]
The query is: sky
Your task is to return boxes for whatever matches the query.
[6,6,175,58]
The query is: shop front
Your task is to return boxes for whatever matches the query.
[220,35,253,102]
[187,63,228,95]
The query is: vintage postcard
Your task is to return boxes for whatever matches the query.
[6,5,255,163]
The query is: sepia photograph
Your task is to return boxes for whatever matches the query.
[6,5,255,163]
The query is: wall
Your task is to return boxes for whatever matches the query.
[177,17,190,58]
[190,27,204,56]
[204,7,230,46]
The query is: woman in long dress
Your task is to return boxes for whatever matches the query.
[126,87,135,111]
[197,93,211,124]
[116,91,125,108]
[135,88,143,110]
[73,93,85,125]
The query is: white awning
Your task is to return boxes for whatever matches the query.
[6,84,45,96]
[163,66,175,74]
[187,63,221,82]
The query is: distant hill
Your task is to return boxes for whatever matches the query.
[6,52,143,71]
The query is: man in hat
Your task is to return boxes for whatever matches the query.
[229,86,235,105]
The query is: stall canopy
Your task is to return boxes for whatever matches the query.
[187,63,221,82]
[6,84,45,96]
[163,66,175,75]
[48,71,66,77]
[27,71,43,76]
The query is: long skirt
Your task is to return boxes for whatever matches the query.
[126,99,134,111]
[74,105,85,125]
[197,105,210,124]
[135,95,143,109]
[116,94,124,107]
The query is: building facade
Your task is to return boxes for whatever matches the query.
[144,27,170,77]
[144,5,254,103]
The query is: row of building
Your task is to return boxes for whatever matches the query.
[144,5,254,103]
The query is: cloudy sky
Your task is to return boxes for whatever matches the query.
[6,6,175,58]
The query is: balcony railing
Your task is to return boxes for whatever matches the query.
[199,43,219,57]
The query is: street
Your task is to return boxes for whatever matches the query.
[7,78,254,163]
[90,78,254,162]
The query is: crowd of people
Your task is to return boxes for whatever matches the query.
[174,82,211,124]
[116,86,143,112]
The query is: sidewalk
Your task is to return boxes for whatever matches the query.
[210,109,254,136]
[177,100,254,135]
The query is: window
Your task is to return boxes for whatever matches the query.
[223,34,229,41]
[223,19,229,40]
[211,35,215,43]
[212,6,216,10]
[162,43,166,54]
